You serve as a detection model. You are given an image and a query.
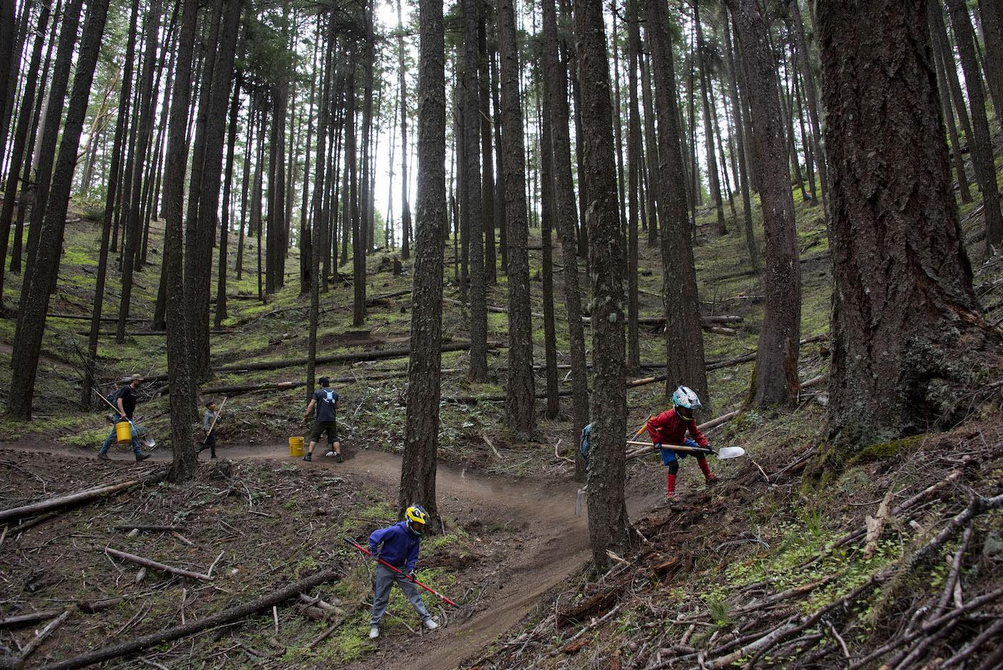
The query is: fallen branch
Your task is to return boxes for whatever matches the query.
[104,548,212,581]
[148,342,498,383]
[0,479,145,524]
[113,525,181,533]
[17,610,70,666]
[39,568,341,670]
[0,610,63,628]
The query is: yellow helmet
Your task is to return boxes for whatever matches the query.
[405,504,428,526]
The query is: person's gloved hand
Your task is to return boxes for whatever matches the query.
[655,442,663,450]
[407,570,417,582]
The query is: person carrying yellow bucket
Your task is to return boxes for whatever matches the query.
[97,374,151,462]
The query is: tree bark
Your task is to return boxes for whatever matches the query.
[8,0,104,421]
[572,0,631,572]
[640,49,659,247]
[647,0,709,405]
[400,0,447,523]
[695,1,728,236]
[722,4,759,272]
[818,0,985,450]
[540,92,560,420]
[464,0,488,381]
[215,75,242,328]
[930,1,972,204]
[116,0,163,345]
[626,0,642,372]
[0,0,50,309]
[163,0,201,481]
[480,14,496,283]
[977,0,1003,118]
[727,0,802,407]
[542,0,589,481]
[80,0,137,405]
[18,0,83,307]
[499,0,535,440]
[948,0,1003,253]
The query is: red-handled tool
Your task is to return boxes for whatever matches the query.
[344,537,459,607]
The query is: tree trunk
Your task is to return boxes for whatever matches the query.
[400,0,446,523]
[640,50,659,247]
[464,0,487,381]
[215,75,241,328]
[0,1,51,309]
[723,5,759,272]
[18,0,83,308]
[163,0,201,481]
[727,0,802,407]
[977,0,1003,118]
[818,0,985,451]
[480,15,496,284]
[80,0,137,406]
[116,0,163,344]
[491,44,506,276]
[236,104,253,280]
[930,1,972,204]
[540,94,560,420]
[626,0,642,372]
[647,0,709,405]
[396,0,412,260]
[499,0,535,440]
[948,0,1003,254]
[929,1,974,145]
[789,0,831,223]
[8,0,108,421]
[542,0,589,480]
[695,1,728,236]
[572,0,631,573]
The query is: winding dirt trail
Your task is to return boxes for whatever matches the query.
[4,441,659,669]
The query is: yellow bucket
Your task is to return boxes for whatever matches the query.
[115,420,132,444]
[289,436,304,457]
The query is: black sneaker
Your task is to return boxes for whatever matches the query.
[136,453,151,462]
[303,453,312,462]
[97,452,109,461]
[335,453,344,463]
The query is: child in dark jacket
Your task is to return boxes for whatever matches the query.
[367,504,439,639]
[647,386,717,497]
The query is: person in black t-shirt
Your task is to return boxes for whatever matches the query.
[98,374,151,462]
[302,376,342,462]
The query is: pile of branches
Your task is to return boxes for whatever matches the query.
[478,457,1003,669]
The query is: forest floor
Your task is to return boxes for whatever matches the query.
[2,134,1003,667]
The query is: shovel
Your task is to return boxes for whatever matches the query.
[626,440,746,460]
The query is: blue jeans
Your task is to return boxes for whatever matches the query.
[370,563,431,626]
[659,438,699,466]
[98,416,143,457]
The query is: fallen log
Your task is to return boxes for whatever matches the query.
[47,313,146,323]
[104,548,212,581]
[74,330,232,337]
[0,479,145,524]
[198,368,463,396]
[17,610,70,666]
[38,567,341,670]
[0,610,63,628]
[444,297,545,319]
[705,334,827,371]
[146,341,500,383]
[112,525,182,533]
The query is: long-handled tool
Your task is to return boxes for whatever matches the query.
[626,439,746,460]
[203,397,227,445]
[344,537,458,607]
[92,387,156,450]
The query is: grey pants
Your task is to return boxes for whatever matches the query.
[370,563,431,626]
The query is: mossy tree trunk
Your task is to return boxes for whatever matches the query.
[818,0,990,451]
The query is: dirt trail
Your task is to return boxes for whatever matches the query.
[4,441,658,669]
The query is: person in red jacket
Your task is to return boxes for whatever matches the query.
[646,386,717,497]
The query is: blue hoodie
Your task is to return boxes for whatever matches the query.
[369,520,421,572]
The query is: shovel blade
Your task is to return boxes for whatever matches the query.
[716,446,745,460]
